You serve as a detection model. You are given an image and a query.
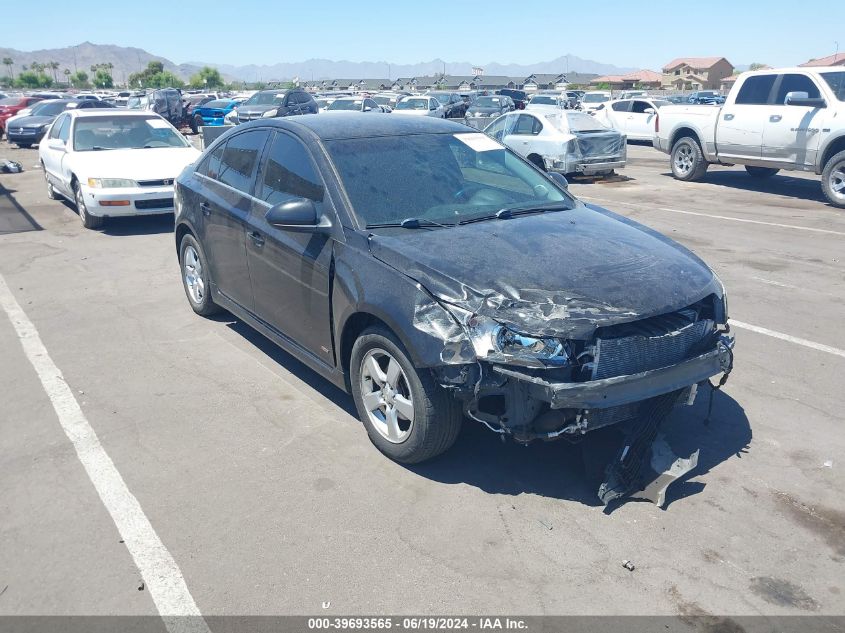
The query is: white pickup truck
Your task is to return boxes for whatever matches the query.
[653,66,845,207]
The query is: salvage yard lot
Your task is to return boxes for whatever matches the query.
[1,142,844,618]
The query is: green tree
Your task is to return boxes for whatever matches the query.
[94,69,114,88]
[128,61,180,88]
[148,71,184,88]
[16,71,53,88]
[3,57,14,82]
[48,61,60,83]
[189,66,224,89]
[748,62,768,71]
[70,70,90,88]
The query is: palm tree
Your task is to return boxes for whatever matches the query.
[49,61,60,83]
[2,57,13,82]
[63,68,71,86]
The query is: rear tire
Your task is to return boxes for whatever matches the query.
[17,143,32,149]
[74,181,104,229]
[821,149,845,209]
[179,233,222,316]
[191,115,201,134]
[745,166,779,178]
[670,136,708,181]
[350,326,462,464]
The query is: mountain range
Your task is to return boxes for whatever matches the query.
[1,42,636,84]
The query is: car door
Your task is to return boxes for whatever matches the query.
[41,113,69,191]
[502,113,539,157]
[245,130,334,363]
[627,100,658,140]
[717,74,777,160]
[198,129,270,311]
[606,100,631,132]
[363,98,379,112]
[762,72,827,167]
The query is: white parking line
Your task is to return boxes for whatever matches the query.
[579,195,845,237]
[0,274,210,633]
[731,320,845,359]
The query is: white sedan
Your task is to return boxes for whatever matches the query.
[525,95,569,113]
[593,97,671,141]
[39,109,200,229]
[485,110,626,176]
[392,96,445,118]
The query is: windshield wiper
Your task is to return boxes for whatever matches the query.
[458,203,569,225]
[91,146,113,151]
[366,217,454,229]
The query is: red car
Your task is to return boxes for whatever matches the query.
[0,96,43,140]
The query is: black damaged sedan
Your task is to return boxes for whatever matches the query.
[174,114,734,505]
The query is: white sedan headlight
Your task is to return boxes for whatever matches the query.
[225,109,238,124]
[87,178,138,188]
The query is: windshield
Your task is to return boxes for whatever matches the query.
[474,97,502,107]
[530,96,560,106]
[243,91,284,106]
[396,98,429,110]
[324,132,571,227]
[373,96,393,105]
[821,71,845,101]
[30,101,69,116]
[328,99,363,111]
[73,116,190,151]
[0,97,23,106]
[545,112,609,133]
[126,95,149,109]
[583,93,610,103]
[202,100,233,109]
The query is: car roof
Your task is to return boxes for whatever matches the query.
[241,112,469,140]
[66,109,162,118]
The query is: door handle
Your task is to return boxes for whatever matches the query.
[723,113,734,121]
[769,114,782,122]
[248,231,265,247]
[199,201,211,216]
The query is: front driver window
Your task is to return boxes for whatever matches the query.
[258,132,324,205]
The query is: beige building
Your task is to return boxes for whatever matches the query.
[661,57,734,90]
[590,69,663,90]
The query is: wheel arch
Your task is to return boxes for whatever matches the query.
[670,126,703,150]
[175,222,195,254]
[339,311,404,383]
[820,135,845,174]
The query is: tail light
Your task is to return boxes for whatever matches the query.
[655,113,659,134]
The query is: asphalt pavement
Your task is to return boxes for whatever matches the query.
[0,141,843,622]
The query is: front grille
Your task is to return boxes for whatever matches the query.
[10,127,35,135]
[135,197,174,210]
[238,113,262,122]
[137,179,174,187]
[592,315,713,380]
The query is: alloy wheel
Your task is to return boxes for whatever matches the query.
[829,160,845,203]
[674,144,693,176]
[183,245,205,304]
[359,348,414,443]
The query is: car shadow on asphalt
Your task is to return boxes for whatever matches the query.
[100,213,175,236]
[659,171,827,205]
[409,389,751,509]
[0,182,43,234]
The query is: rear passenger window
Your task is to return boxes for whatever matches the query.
[775,74,821,103]
[611,101,630,112]
[218,130,267,194]
[199,142,225,180]
[735,75,776,105]
[258,132,324,204]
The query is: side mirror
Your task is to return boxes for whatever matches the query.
[784,91,825,108]
[643,107,655,114]
[549,172,569,189]
[265,197,331,233]
[48,139,66,151]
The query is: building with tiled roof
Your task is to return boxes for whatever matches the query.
[799,53,845,67]
[661,57,734,89]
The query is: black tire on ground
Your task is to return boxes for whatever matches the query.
[821,149,845,209]
[527,154,545,171]
[43,163,59,200]
[745,166,779,178]
[191,115,201,134]
[178,233,222,316]
[670,136,708,182]
[350,326,462,464]
[16,143,32,149]
[73,181,104,229]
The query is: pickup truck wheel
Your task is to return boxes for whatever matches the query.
[350,326,462,464]
[821,150,845,208]
[43,166,59,200]
[671,136,708,181]
[74,182,104,229]
[745,166,779,178]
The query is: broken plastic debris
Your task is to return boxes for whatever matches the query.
[0,160,22,173]
[622,560,635,571]
[822,460,833,469]
[137,581,145,591]
[631,435,699,508]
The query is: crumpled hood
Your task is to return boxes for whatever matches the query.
[74,147,200,181]
[368,203,720,339]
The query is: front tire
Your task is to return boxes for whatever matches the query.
[745,166,779,178]
[74,181,104,229]
[670,136,708,181]
[191,115,201,134]
[821,150,845,209]
[43,163,59,200]
[179,233,221,316]
[16,143,32,149]
[350,326,462,464]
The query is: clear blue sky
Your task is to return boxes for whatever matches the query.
[7,0,841,70]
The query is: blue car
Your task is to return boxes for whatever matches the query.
[191,99,238,127]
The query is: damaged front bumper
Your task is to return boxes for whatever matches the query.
[491,335,733,412]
